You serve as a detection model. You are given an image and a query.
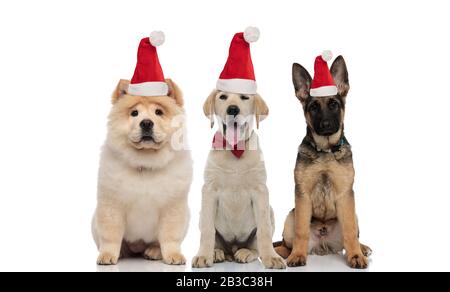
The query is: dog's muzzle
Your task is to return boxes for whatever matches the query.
[316,119,339,136]
[139,119,154,142]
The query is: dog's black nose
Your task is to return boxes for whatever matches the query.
[140,119,154,131]
[227,105,240,116]
[319,227,328,236]
[320,120,331,129]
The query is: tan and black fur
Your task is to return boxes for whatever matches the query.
[274,56,371,269]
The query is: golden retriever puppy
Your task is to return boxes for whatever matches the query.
[92,79,192,265]
[192,90,286,269]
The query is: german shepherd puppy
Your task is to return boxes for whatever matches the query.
[274,56,371,269]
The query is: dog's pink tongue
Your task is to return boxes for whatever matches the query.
[225,124,240,146]
[233,124,240,146]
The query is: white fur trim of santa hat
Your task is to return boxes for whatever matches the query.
[128,82,169,97]
[310,85,338,97]
[216,78,257,95]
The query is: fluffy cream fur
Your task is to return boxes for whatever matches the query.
[92,79,192,266]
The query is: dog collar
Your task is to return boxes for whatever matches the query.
[212,131,246,159]
[308,137,347,153]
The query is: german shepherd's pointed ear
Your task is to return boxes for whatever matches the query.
[292,63,312,104]
[254,94,269,129]
[203,90,217,128]
[112,79,130,104]
[330,56,350,97]
[166,78,184,106]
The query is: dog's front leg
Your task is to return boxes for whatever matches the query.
[158,198,189,265]
[336,191,368,269]
[253,185,286,269]
[94,197,125,265]
[192,184,217,268]
[286,186,312,267]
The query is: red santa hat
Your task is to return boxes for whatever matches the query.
[216,27,260,95]
[128,31,168,97]
[310,50,338,97]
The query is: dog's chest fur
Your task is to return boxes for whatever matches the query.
[205,136,266,242]
[215,186,257,243]
[98,148,192,242]
[295,142,354,221]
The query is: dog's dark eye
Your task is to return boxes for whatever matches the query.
[240,95,249,100]
[131,110,139,117]
[155,109,164,116]
[328,100,339,110]
[309,102,319,112]
[219,94,228,100]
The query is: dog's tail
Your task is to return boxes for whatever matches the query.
[273,239,292,259]
[273,241,284,248]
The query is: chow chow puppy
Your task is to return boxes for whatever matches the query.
[92,79,192,265]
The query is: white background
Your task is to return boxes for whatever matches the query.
[0,0,449,272]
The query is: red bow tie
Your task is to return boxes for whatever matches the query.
[212,131,245,159]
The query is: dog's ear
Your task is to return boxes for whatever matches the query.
[254,94,269,129]
[203,90,217,128]
[112,79,130,104]
[330,56,350,97]
[292,63,312,104]
[165,78,184,106]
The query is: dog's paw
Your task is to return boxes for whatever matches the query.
[286,253,307,267]
[144,246,162,261]
[192,255,213,268]
[347,253,369,269]
[163,252,186,265]
[214,249,225,263]
[261,255,286,269]
[234,248,258,263]
[361,244,372,257]
[97,252,119,265]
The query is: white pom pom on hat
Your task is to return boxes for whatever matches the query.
[244,26,260,43]
[321,50,333,62]
[150,31,165,47]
